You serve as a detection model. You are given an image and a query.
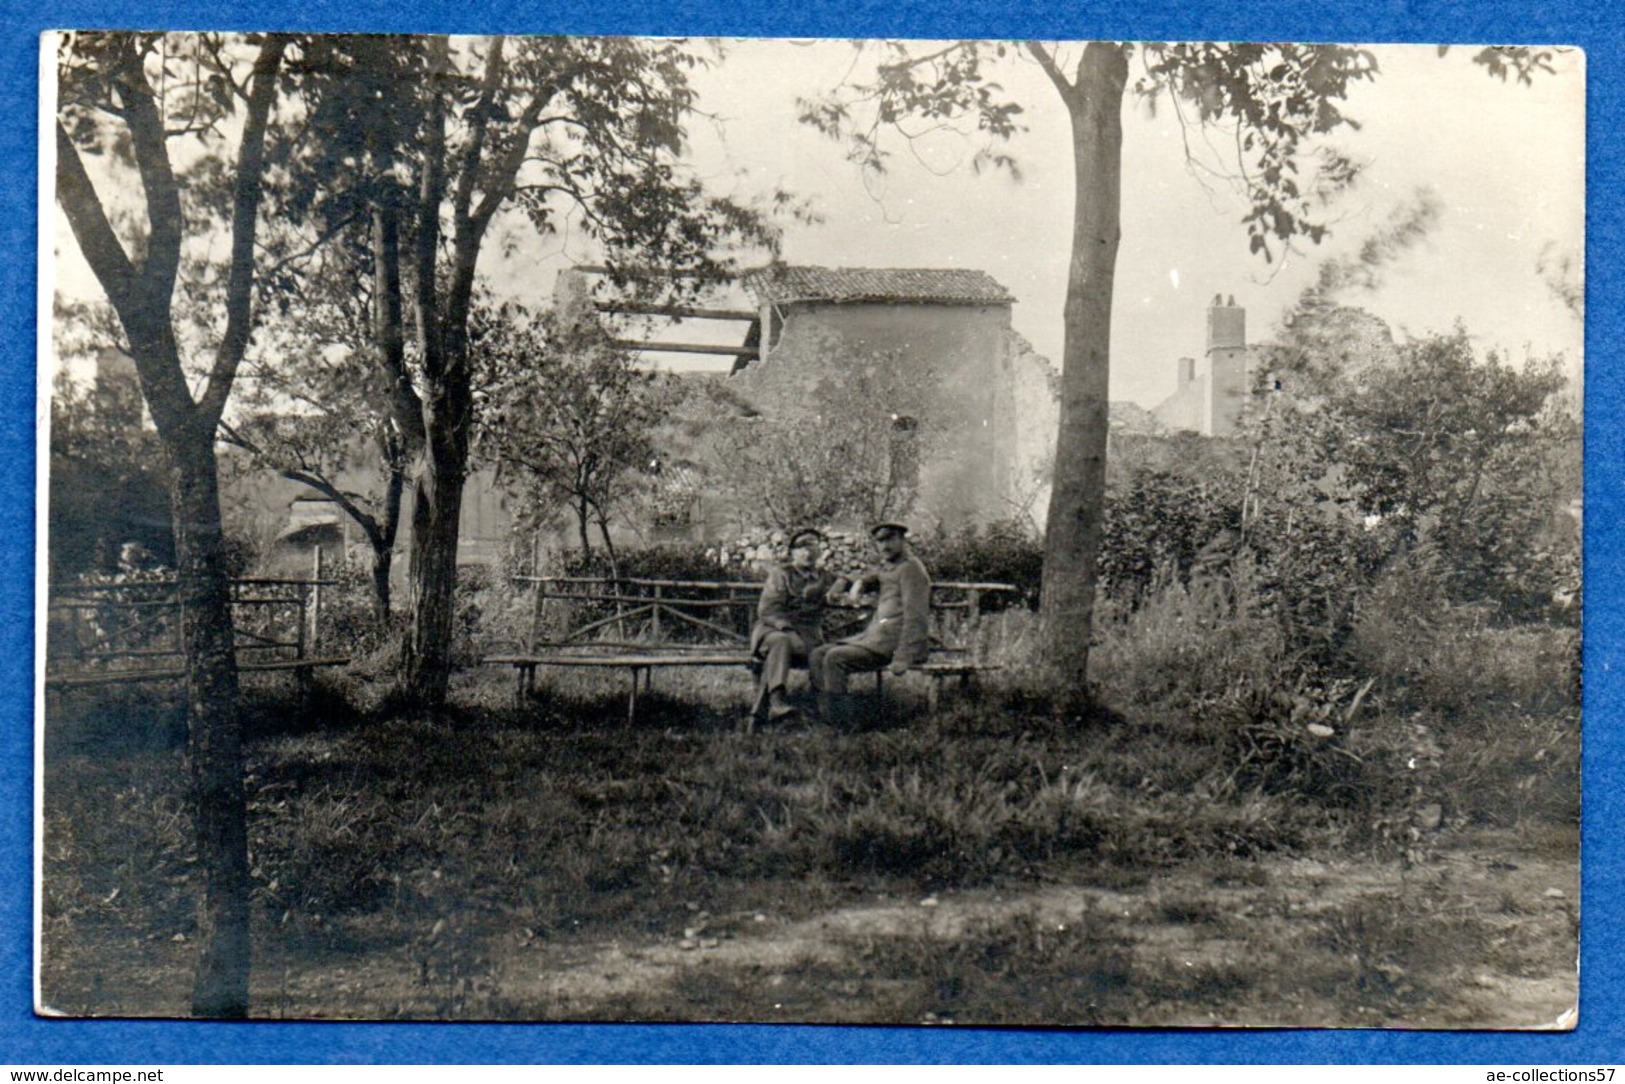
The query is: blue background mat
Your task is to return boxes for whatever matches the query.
[4,0,1618,1063]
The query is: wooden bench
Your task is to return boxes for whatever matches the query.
[485,575,1015,724]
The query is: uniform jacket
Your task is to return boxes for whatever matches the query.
[840,552,931,665]
[750,565,841,655]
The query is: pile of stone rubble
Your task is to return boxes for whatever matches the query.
[707,527,878,579]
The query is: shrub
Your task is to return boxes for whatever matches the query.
[911,519,1044,609]
[1099,469,1242,600]
[316,551,403,663]
[1346,552,1581,724]
[1197,669,1395,813]
[1091,558,1288,711]
[450,562,521,663]
[562,543,734,584]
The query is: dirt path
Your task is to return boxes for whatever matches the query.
[484,836,1578,1027]
[45,833,1576,1026]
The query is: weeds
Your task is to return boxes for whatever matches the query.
[1292,885,1494,1017]
[1093,562,1289,711]
[844,907,1141,1025]
[41,544,1579,1022]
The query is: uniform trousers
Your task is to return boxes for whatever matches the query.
[808,642,890,695]
[755,630,812,693]
[752,629,812,717]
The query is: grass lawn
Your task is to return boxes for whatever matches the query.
[39,654,1579,1026]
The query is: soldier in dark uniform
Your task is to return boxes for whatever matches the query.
[809,521,931,726]
[749,529,847,726]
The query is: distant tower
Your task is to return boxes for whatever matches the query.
[1203,295,1248,436]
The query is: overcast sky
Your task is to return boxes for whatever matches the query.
[562,39,1584,408]
[52,38,1585,411]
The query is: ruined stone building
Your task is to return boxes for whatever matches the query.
[720,265,1058,532]
[203,264,1062,577]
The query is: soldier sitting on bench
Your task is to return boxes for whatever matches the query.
[809,521,931,726]
[748,529,849,726]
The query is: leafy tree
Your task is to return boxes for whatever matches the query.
[1313,330,1575,613]
[475,304,672,567]
[1234,313,1577,655]
[224,242,409,621]
[713,348,932,530]
[47,302,172,578]
[289,35,779,708]
[48,368,172,577]
[55,30,290,1017]
[802,40,1556,694]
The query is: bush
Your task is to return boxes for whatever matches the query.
[1247,509,1388,662]
[1346,552,1581,725]
[562,543,734,584]
[1091,558,1288,711]
[317,552,402,663]
[451,558,538,662]
[911,519,1043,609]
[1099,469,1242,600]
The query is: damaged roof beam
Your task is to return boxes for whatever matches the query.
[595,302,757,321]
[611,340,759,357]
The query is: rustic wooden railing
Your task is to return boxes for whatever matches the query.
[44,552,346,695]
[512,573,1018,654]
[489,573,1018,723]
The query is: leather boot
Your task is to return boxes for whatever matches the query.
[768,687,797,722]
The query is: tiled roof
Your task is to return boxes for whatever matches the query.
[745,265,1014,305]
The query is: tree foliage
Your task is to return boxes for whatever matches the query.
[799,39,1564,695]
[225,237,410,619]
[1313,332,1576,613]
[264,35,783,707]
[48,361,172,577]
[1133,43,1378,260]
[475,304,672,563]
[713,348,931,530]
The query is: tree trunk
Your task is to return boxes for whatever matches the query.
[576,499,592,561]
[55,31,286,1019]
[369,449,405,622]
[596,512,618,575]
[401,416,468,709]
[364,115,414,627]
[370,543,394,624]
[1038,43,1129,696]
[166,432,250,1018]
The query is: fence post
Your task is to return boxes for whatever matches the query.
[652,583,663,641]
[967,589,983,661]
[307,545,324,656]
[528,532,545,652]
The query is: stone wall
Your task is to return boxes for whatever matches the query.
[729,300,1022,532]
[1006,331,1060,529]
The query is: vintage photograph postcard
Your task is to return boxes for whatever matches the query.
[40,33,1581,1025]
